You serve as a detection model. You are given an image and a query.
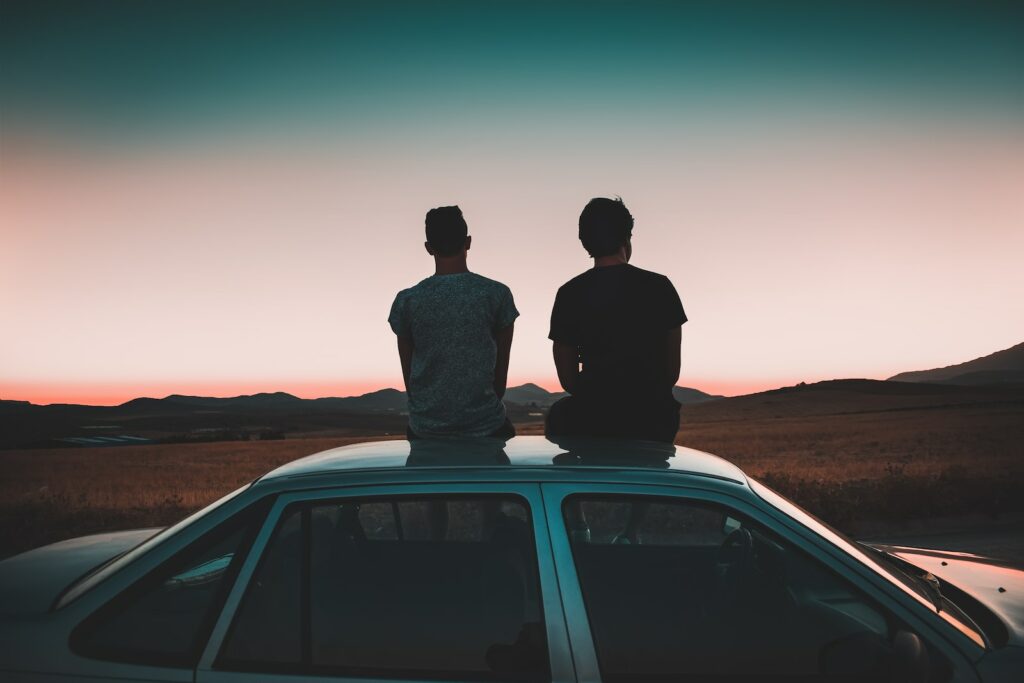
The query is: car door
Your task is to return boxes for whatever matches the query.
[196,482,575,683]
[540,482,981,683]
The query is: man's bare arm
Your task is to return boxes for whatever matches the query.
[493,323,514,399]
[397,334,414,397]
[553,340,580,395]
[667,324,682,388]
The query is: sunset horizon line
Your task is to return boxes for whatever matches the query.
[2,375,882,408]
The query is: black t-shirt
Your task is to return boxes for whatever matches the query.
[549,264,687,406]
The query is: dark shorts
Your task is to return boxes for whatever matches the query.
[544,395,680,444]
[406,417,516,441]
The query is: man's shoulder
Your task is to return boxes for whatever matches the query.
[394,274,441,297]
[391,282,421,303]
[557,265,672,292]
[626,264,671,283]
[556,270,593,295]
[622,266,679,297]
[466,272,513,295]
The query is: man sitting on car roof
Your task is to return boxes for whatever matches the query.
[546,196,687,444]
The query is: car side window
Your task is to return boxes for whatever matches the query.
[218,508,303,666]
[219,495,549,682]
[564,495,953,683]
[71,499,267,668]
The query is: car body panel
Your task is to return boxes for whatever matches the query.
[259,436,747,485]
[877,545,1024,647]
[976,646,1024,680]
[0,528,160,616]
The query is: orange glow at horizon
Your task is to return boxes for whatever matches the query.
[2,376,800,406]
[0,380,394,407]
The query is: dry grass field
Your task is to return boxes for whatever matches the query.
[679,403,1024,528]
[0,436,399,560]
[2,382,1022,560]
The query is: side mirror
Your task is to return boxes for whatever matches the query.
[891,630,930,683]
[819,630,930,682]
[819,631,887,677]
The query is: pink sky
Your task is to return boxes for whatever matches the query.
[3,118,1023,405]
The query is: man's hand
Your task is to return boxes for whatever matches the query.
[397,334,414,397]
[493,323,514,399]
[552,340,580,395]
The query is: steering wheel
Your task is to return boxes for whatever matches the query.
[715,527,755,601]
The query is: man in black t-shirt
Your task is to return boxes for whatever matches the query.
[546,197,687,443]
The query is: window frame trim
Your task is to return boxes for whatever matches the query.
[539,482,981,682]
[66,495,272,669]
[196,482,575,683]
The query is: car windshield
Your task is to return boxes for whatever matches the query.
[54,484,250,610]
[749,477,986,649]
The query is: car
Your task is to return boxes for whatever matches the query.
[1,435,1022,682]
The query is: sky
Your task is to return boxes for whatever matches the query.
[2,2,1023,405]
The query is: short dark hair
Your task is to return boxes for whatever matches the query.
[579,197,633,258]
[425,205,469,256]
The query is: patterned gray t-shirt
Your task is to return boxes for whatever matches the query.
[388,272,519,438]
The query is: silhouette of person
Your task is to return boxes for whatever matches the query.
[389,205,518,439]
[546,197,686,443]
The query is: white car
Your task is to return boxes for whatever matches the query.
[1,436,1022,682]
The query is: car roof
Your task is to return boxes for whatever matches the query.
[258,435,749,487]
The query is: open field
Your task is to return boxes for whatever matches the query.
[0,436,401,560]
[2,381,1022,561]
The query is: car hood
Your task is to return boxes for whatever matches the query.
[0,528,161,616]
[872,544,1024,647]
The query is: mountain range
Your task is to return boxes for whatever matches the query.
[3,341,1020,450]
[887,342,1024,386]
[0,383,721,449]
[1,382,720,416]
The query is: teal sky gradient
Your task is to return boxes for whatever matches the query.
[3,2,1022,137]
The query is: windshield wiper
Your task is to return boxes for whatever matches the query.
[859,543,944,612]
[910,568,945,613]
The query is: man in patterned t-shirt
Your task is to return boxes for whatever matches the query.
[388,205,519,439]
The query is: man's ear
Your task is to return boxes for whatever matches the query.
[465,235,472,252]
[622,239,632,262]
[424,241,434,256]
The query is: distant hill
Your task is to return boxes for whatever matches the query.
[888,342,1024,386]
[504,383,565,407]
[311,388,407,413]
[117,389,407,415]
[0,381,723,449]
[121,391,305,412]
[682,378,1024,423]
[673,386,724,404]
[503,383,722,407]
[0,389,412,450]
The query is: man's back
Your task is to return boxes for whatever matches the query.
[550,263,686,405]
[390,272,518,437]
